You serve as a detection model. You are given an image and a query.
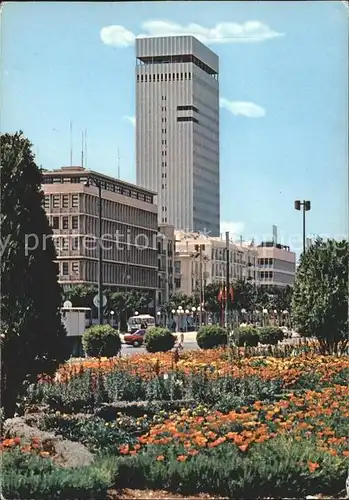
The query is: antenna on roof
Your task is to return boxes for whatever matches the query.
[84,129,87,168]
[69,120,73,166]
[81,130,84,167]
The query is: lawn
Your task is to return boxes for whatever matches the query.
[2,344,349,499]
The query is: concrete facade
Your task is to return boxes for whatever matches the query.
[42,167,159,301]
[257,242,296,288]
[174,231,258,296]
[135,35,220,236]
[157,223,176,306]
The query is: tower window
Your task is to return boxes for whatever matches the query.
[157,74,160,82]
[141,75,144,82]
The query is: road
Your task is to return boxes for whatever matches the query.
[121,339,198,356]
[120,331,302,356]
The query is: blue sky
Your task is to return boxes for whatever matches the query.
[1,1,348,253]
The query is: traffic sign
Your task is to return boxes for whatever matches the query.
[63,300,72,308]
[93,294,107,308]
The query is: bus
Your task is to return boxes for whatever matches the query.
[127,314,155,333]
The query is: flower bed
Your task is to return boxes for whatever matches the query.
[4,348,349,498]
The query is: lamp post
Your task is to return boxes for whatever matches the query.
[84,177,103,325]
[171,309,176,332]
[262,308,268,327]
[240,308,246,325]
[110,310,115,327]
[294,200,311,254]
[157,310,161,326]
[185,309,190,331]
[191,306,197,329]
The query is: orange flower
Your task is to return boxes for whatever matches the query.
[238,444,249,453]
[342,450,349,457]
[308,461,320,473]
[40,451,50,458]
[177,455,187,462]
[156,455,165,461]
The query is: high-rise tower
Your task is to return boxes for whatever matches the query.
[135,35,220,236]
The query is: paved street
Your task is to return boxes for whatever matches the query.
[120,330,302,356]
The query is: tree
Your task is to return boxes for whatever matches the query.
[163,292,195,314]
[291,238,348,354]
[110,290,151,331]
[0,132,67,416]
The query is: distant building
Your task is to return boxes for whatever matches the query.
[174,231,258,296]
[257,242,296,288]
[42,166,159,306]
[135,35,220,236]
[157,223,175,306]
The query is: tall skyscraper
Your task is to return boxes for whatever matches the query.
[136,35,220,236]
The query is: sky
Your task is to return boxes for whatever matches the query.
[1,1,348,254]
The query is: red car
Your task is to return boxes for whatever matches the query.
[123,329,146,347]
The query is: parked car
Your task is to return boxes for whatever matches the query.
[123,329,146,347]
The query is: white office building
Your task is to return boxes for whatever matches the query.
[135,35,220,236]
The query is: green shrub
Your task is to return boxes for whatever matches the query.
[113,435,347,498]
[233,326,259,347]
[258,326,284,345]
[144,327,176,353]
[2,448,112,499]
[82,325,121,358]
[196,325,228,350]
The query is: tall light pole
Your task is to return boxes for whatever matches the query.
[191,244,206,327]
[85,177,103,325]
[294,200,311,254]
[225,231,230,328]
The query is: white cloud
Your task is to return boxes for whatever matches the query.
[220,221,245,238]
[220,97,266,118]
[123,115,136,127]
[100,25,135,47]
[100,20,283,47]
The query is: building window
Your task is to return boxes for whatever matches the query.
[62,195,69,208]
[62,238,69,250]
[177,105,199,112]
[161,129,166,134]
[175,277,181,288]
[62,262,69,275]
[144,75,147,82]
[157,74,159,82]
[177,116,199,124]
[162,95,166,100]
[137,75,140,82]
[72,262,79,274]
[141,75,144,82]
[62,216,69,229]
[188,72,191,80]
[52,217,59,229]
[72,216,79,229]
[72,237,79,250]
[52,195,60,208]
[72,195,79,207]
[44,196,50,209]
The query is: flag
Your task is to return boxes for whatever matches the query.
[230,287,234,303]
[217,288,223,302]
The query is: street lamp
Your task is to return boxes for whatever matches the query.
[134,311,139,316]
[157,310,161,325]
[85,177,103,325]
[294,200,311,254]
[110,310,115,327]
